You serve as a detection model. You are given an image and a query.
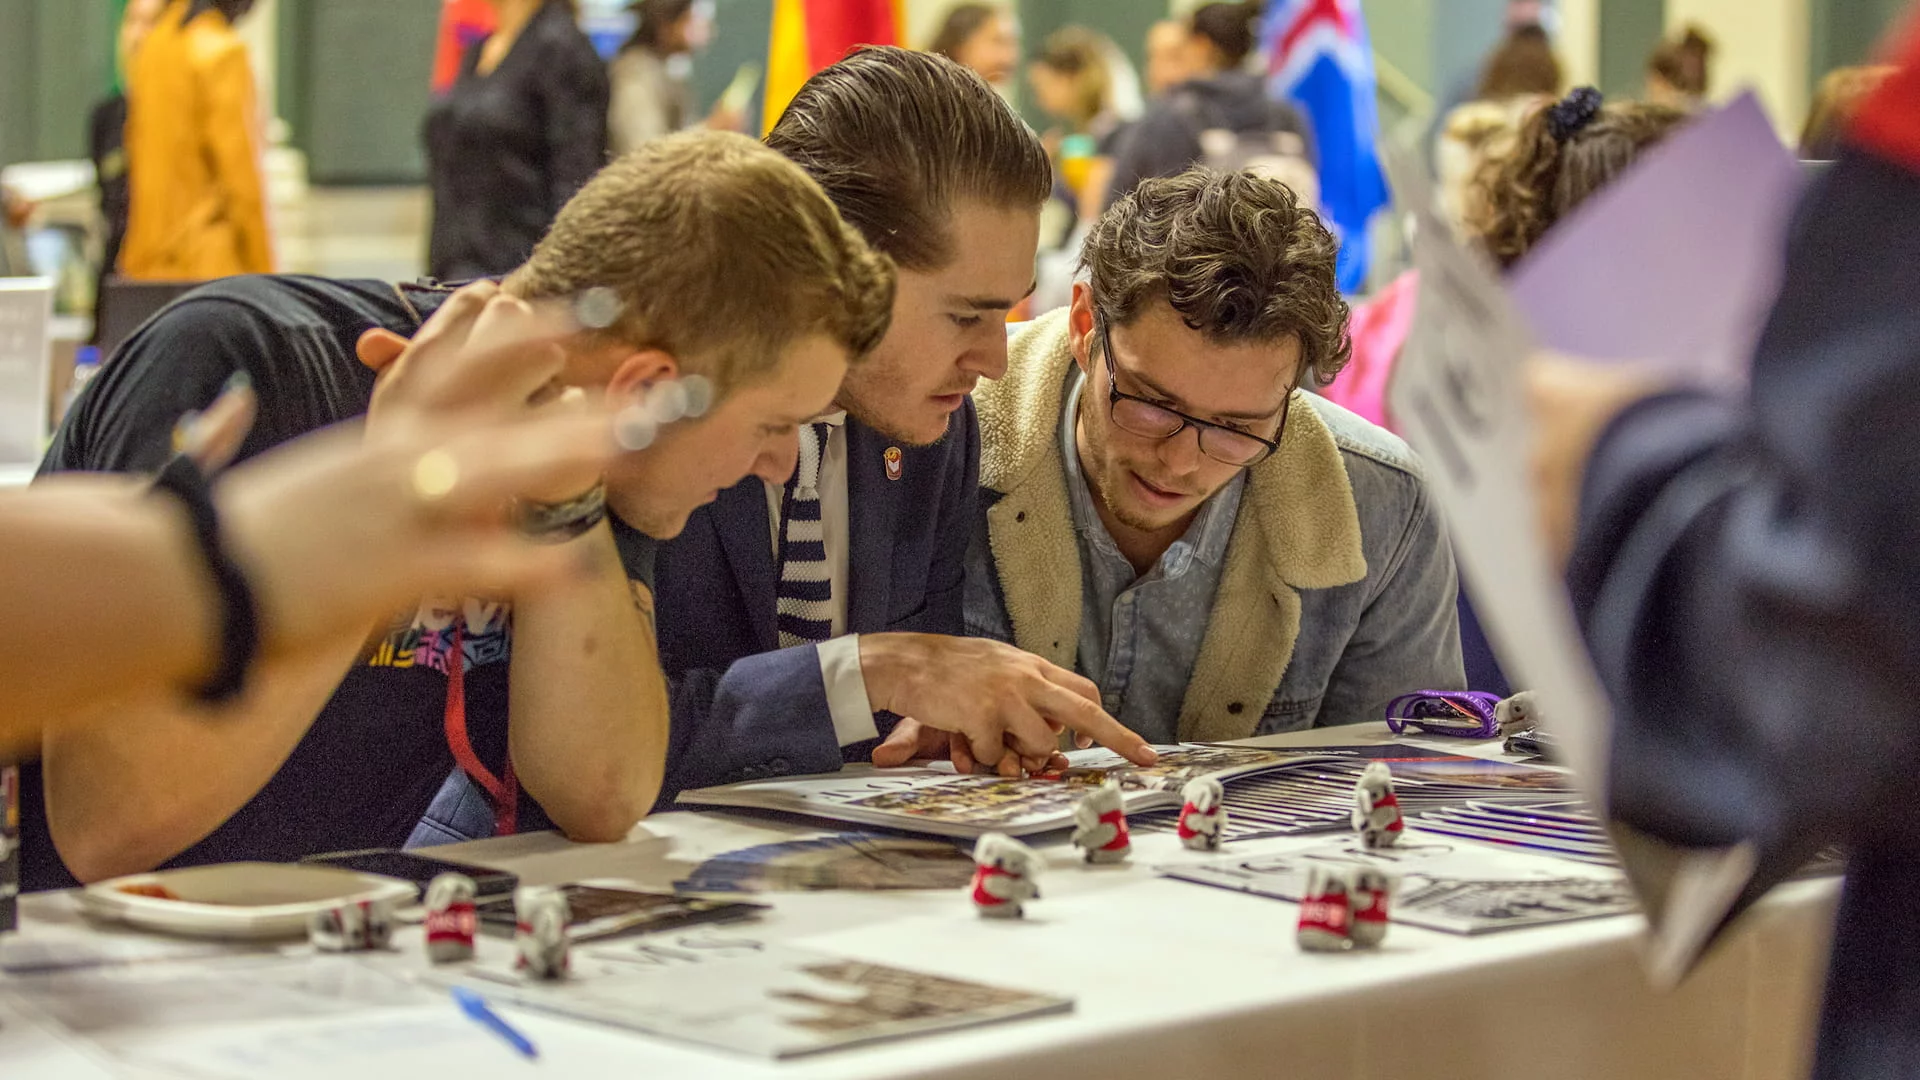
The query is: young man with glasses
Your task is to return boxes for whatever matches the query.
[955,170,1464,748]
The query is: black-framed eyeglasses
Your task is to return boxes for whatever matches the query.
[1097,313,1293,468]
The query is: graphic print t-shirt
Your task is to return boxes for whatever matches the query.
[21,275,653,890]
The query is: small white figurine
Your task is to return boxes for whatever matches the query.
[424,873,479,964]
[1348,867,1395,948]
[309,899,392,952]
[969,832,1043,918]
[1295,865,1355,952]
[1070,782,1133,864]
[1176,776,1227,852]
[1495,691,1540,737]
[1352,762,1405,849]
[513,886,571,980]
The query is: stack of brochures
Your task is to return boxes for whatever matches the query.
[1132,750,1583,843]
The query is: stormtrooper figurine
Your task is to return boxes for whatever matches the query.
[969,832,1043,918]
[1070,782,1133,864]
[1352,762,1405,849]
[1176,776,1227,852]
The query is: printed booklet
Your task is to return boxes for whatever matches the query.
[677,744,1576,840]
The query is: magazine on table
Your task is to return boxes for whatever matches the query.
[437,935,1072,1058]
[676,744,1575,840]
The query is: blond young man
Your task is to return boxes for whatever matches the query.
[22,131,893,890]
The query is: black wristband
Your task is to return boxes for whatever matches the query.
[152,454,260,703]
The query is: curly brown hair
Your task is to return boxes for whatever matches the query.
[1467,97,1687,269]
[1081,169,1352,387]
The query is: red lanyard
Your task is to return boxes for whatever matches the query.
[441,627,518,836]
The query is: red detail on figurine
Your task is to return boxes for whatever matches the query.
[426,903,477,944]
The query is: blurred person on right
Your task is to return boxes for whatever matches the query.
[608,0,739,155]
[120,0,272,280]
[1104,1,1315,210]
[955,169,1462,754]
[1645,24,1714,110]
[426,0,609,281]
[927,3,1020,92]
[1526,28,1920,1080]
[1800,65,1897,159]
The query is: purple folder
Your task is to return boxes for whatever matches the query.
[1507,93,1803,389]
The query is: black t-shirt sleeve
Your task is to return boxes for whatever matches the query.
[609,513,657,590]
[43,296,308,476]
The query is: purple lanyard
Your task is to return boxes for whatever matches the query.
[1384,690,1504,738]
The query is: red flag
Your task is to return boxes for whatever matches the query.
[763,0,903,132]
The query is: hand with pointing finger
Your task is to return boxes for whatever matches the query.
[857,634,1155,777]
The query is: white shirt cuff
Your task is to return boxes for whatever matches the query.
[817,634,879,746]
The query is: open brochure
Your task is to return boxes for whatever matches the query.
[677,744,1576,840]
[437,936,1072,1059]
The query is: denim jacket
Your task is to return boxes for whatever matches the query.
[965,310,1463,739]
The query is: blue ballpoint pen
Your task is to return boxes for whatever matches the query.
[452,986,540,1060]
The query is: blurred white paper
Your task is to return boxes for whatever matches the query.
[0,997,121,1080]
[0,279,52,467]
[1508,93,1802,388]
[1380,149,1614,807]
[1383,148,1765,988]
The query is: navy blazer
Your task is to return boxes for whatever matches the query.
[651,405,979,803]
[1570,148,1920,1079]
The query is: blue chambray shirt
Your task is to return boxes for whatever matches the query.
[1059,369,1246,744]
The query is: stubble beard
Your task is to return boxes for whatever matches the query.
[837,382,955,449]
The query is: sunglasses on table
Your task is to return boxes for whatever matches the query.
[1096,313,1298,468]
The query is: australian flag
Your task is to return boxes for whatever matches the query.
[1263,0,1389,293]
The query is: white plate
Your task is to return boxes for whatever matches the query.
[79,863,418,941]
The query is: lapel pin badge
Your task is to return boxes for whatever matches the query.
[883,446,903,482]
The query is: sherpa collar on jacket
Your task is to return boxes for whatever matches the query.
[974,309,1368,740]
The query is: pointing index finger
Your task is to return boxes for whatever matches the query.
[1032,683,1156,766]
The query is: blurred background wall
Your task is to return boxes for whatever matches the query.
[3,0,1909,183]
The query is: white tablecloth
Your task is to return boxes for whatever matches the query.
[2,725,1838,1079]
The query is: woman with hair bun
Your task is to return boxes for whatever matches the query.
[1467,86,1688,268]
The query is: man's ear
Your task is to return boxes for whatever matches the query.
[355,328,409,373]
[1068,283,1097,376]
[607,349,680,398]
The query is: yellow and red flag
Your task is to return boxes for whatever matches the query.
[762,0,906,133]
[432,0,497,96]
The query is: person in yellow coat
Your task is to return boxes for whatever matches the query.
[121,0,272,280]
